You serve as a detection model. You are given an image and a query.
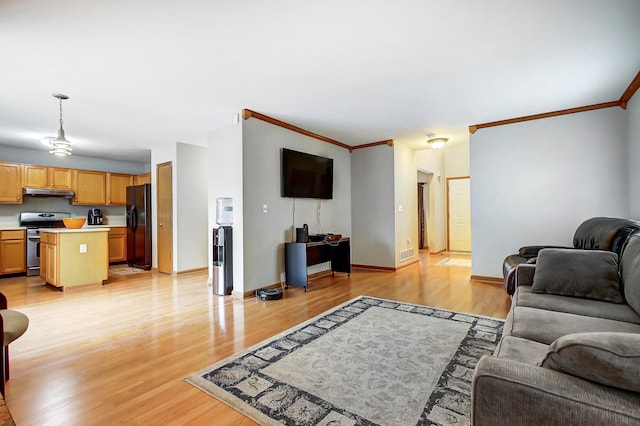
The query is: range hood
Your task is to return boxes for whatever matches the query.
[23,187,75,198]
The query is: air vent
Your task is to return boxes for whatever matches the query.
[400,248,415,262]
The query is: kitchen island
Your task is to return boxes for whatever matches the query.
[40,228,110,290]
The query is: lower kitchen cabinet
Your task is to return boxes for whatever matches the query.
[108,227,127,263]
[40,229,108,288]
[0,229,26,275]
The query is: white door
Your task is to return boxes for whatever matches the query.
[448,177,471,252]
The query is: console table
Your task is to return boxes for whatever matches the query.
[284,238,351,291]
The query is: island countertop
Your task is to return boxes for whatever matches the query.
[41,228,111,234]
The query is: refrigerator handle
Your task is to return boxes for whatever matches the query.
[128,205,138,232]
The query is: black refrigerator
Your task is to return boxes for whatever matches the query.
[126,184,152,270]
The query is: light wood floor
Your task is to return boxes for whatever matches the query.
[1,251,510,425]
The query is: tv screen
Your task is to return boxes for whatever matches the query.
[281,148,333,199]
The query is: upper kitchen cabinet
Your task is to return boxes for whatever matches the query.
[0,162,23,204]
[23,165,72,189]
[134,173,151,185]
[106,173,133,205]
[72,170,106,205]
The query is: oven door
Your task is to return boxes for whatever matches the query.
[26,229,41,276]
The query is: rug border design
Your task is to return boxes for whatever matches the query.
[186,296,503,425]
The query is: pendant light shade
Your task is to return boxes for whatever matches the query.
[48,93,73,156]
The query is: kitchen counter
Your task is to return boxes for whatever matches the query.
[40,228,109,289]
[43,228,111,234]
[0,223,25,230]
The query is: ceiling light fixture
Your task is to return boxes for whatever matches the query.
[427,137,448,149]
[48,93,73,156]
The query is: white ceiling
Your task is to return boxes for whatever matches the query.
[1,0,639,162]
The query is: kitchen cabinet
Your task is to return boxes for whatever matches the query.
[40,229,108,289]
[72,170,106,205]
[106,173,133,206]
[108,227,127,263]
[40,232,56,283]
[23,165,72,189]
[0,230,26,275]
[134,173,151,185]
[0,162,23,204]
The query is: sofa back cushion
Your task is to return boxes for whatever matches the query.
[573,217,640,255]
[620,234,640,315]
[532,248,623,303]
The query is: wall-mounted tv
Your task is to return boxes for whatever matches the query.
[281,148,334,199]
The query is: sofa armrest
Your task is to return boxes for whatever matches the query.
[515,263,536,287]
[518,245,570,259]
[472,356,640,426]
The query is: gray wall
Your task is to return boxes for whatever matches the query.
[470,107,629,278]
[393,143,419,265]
[207,123,244,294]
[1,145,149,174]
[351,145,395,267]
[628,94,640,217]
[242,119,352,291]
[176,142,208,272]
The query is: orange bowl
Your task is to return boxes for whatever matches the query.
[62,217,86,229]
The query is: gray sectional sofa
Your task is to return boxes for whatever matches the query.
[472,233,640,425]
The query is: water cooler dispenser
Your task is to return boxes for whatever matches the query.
[212,198,233,296]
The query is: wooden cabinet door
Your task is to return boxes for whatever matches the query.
[72,170,106,205]
[108,228,127,263]
[45,242,58,285]
[48,167,73,189]
[24,165,72,189]
[106,173,132,206]
[0,237,26,274]
[40,241,48,281]
[23,164,48,188]
[134,173,151,185]
[0,162,23,204]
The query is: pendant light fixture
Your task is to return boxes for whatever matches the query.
[48,93,73,156]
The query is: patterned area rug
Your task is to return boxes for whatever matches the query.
[186,296,503,425]
[0,394,15,426]
[436,257,472,268]
[108,265,150,276]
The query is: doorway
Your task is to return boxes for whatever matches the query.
[447,176,471,252]
[417,171,433,250]
[157,161,173,274]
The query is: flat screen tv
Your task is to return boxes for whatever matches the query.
[281,148,333,199]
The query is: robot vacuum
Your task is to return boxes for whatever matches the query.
[256,288,283,300]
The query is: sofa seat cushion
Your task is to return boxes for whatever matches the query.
[494,336,548,365]
[507,307,640,345]
[531,249,623,303]
[541,332,640,393]
[513,286,640,324]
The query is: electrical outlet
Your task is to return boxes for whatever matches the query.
[398,204,403,213]
[263,204,268,213]
[79,244,87,253]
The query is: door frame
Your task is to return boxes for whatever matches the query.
[446,176,471,252]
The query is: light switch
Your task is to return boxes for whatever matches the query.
[80,244,87,253]
[263,204,268,213]
[398,205,403,213]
